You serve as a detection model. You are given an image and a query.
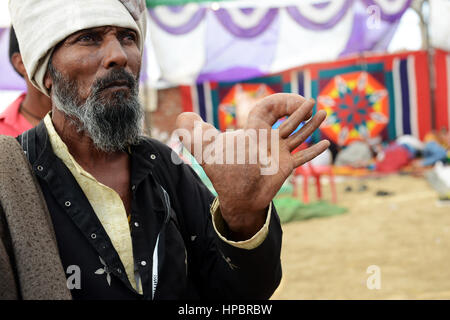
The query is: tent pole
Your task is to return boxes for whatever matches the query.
[414,0,436,131]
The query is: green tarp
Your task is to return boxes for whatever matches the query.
[273,197,348,224]
[184,148,347,224]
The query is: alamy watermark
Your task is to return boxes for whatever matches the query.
[366,5,382,30]
[66,265,81,290]
[170,121,280,176]
[366,265,381,290]
[65,257,113,290]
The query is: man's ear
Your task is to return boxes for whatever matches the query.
[11,52,27,78]
[44,69,52,91]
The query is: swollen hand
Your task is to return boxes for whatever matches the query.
[175,93,329,240]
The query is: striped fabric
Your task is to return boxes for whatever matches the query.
[290,70,311,100]
[392,56,419,138]
[180,74,286,129]
[180,83,215,125]
[179,50,435,143]
[434,49,450,132]
[289,51,432,142]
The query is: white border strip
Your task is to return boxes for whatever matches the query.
[290,71,299,94]
[190,84,200,115]
[304,69,312,100]
[392,57,403,136]
[203,82,214,124]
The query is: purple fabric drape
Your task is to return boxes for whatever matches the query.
[286,0,353,30]
[0,28,26,91]
[148,6,206,35]
[362,0,412,21]
[213,8,279,38]
[198,10,280,83]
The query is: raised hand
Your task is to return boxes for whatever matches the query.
[175,93,330,240]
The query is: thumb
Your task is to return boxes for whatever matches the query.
[174,112,220,164]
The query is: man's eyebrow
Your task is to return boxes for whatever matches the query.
[120,28,137,34]
[118,28,138,38]
[66,27,137,41]
[65,28,101,42]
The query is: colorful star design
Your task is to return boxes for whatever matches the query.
[318,72,389,145]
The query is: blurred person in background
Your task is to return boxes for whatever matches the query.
[0,27,52,136]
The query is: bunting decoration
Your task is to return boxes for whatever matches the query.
[1,0,412,90]
[146,0,231,9]
[144,0,412,86]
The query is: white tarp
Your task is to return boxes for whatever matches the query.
[430,0,450,51]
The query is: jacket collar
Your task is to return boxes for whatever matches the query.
[30,119,159,180]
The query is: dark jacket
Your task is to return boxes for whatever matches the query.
[0,122,282,300]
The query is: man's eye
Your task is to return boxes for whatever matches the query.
[78,34,96,43]
[123,32,137,42]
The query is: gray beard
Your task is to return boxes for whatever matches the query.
[49,65,144,153]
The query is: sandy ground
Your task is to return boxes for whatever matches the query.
[270,173,450,300]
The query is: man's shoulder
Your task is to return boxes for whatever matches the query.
[134,137,188,192]
[0,134,21,148]
[0,135,28,169]
[138,136,174,156]
[136,136,183,168]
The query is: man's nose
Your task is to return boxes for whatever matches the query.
[102,36,128,69]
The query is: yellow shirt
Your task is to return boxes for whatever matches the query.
[44,115,141,293]
[44,114,270,294]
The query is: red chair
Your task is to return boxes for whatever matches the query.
[291,162,337,204]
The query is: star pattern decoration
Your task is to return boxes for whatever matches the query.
[318,72,388,145]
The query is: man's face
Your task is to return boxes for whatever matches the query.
[47,26,144,152]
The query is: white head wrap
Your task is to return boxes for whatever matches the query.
[9,0,147,96]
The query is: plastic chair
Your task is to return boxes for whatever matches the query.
[291,162,337,204]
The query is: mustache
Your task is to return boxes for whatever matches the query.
[93,69,137,94]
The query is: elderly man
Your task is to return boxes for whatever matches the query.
[0,0,329,300]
